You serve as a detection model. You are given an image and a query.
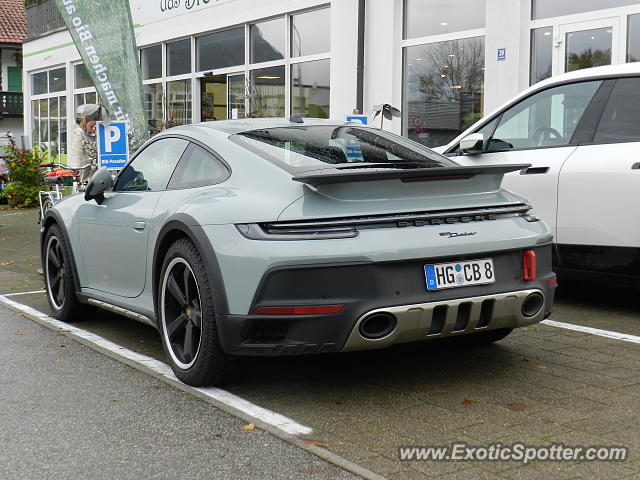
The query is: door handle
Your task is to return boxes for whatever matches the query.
[520,166,549,175]
[131,221,146,231]
[631,162,640,170]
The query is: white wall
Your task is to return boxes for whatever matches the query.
[483,0,531,112]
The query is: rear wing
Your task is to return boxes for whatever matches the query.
[292,164,531,185]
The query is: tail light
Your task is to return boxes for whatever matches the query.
[251,305,344,315]
[523,250,536,281]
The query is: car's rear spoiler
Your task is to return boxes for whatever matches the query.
[292,164,531,185]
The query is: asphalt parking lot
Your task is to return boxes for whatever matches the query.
[1,207,640,479]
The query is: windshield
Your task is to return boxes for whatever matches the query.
[230,125,456,172]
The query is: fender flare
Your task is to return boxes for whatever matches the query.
[152,214,230,323]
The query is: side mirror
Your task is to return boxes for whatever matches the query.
[84,167,114,205]
[459,133,484,155]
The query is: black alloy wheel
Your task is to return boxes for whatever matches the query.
[159,239,229,386]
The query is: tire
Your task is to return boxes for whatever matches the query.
[38,197,53,225]
[43,224,88,322]
[158,238,229,386]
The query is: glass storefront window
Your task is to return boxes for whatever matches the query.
[250,66,285,117]
[144,83,164,135]
[291,59,330,118]
[74,63,93,89]
[530,27,553,85]
[197,27,244,71]
[74,92,98,113]
[167,39,191,76]
[49,68,66,93]
[250,18,285,64]
[291,8,330,57]
[32,72,47,94]
[565,28,612,72]
[628,14,640,62]
[533,0,638,20]
[167,79,192,127]
[404,0,485,39]
[403,37,485,148]
[228,74,246,119]
[141,45,162,80]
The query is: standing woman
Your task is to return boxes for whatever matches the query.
[69,104,106,183]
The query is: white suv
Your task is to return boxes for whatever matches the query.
[436,63,640,286]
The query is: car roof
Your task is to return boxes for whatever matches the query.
[192,117,349,135]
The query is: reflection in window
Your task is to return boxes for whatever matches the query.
[167,39,191,76]
[49,68,66,92]
[565,28,612,72]
[291,59,330,118]
[32,72,48,95]
[167,79,192,127]
[530,27,553,85]
[144,83,164,135]
[197,27,244,71]
[74,91,97,113]
[403,37,485,148]
[250,18,285,64]
[250,66,285,117]
[404,0,485,39]
[141,45,162,80]
[489,81,601,150]
[169,144,228,189]
[117,138,189,192]
[74,64,93,89]
[593,78,640,143]
[533,0,638,20]
[628,14,640,62]
[291,8,330,57]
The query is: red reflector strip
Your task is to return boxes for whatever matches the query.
[523,250,536,281]
[252,305,344,315]
[547,276,558,287]
[402,175,474,183]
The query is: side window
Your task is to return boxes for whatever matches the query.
[116,138,189,192]
[593,78,640,143]
[487,80,602,152]
[168,143,229,189]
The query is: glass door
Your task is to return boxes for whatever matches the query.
[200,73,245,122]
[557,18,620,74]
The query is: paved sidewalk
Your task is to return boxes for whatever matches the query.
[0,303,359,480]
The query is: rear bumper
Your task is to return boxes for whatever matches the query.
[216,245,556,356]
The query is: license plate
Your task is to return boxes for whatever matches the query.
[425,259,495,290]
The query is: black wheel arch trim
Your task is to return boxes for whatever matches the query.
[40,210,82,298]
[153,214,230,324]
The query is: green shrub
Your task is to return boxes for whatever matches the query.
[1,136,45,208]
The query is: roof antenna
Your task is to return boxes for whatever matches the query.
[289,114,305,124]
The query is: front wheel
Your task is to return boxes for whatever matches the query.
[159,239,229,386]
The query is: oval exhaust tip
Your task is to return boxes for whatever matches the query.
[359,313,397,340]
[521,292,544,318]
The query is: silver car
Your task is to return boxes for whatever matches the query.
[41,118,556,386]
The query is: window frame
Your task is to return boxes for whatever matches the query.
[445,76,627,155]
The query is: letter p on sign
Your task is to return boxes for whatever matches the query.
[104,125,121,153]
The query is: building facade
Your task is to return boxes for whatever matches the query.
[21,0,640,160]
[0,0,26,145]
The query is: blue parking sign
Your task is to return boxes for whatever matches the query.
[97,121,129,169]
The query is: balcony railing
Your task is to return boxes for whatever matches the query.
[26,0,66,41]
[0,92,24,117]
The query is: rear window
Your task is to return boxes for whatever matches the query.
[230,125,455,172]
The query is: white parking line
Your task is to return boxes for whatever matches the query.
[0,294,313,436]
[3,290,46,297]
[542,319,640,345]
